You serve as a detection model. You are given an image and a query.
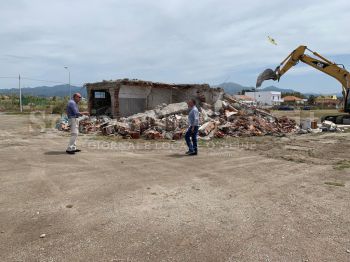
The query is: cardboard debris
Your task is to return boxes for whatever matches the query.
[57,93,299,140]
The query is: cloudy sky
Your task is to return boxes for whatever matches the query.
[0,0,349,93]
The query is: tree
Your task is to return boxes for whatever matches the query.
[240,88,255,95]
[308,95,316,105]
[281,92,305,99]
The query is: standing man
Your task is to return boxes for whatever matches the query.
[66,93,88,154]
[185,99,199,156]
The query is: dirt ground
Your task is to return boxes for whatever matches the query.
[1,113,350,262]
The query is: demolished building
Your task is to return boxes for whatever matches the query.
[85,79,224,118]
[57,92,298,140]
[55,78,298,140]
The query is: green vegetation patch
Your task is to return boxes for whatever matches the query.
[324,181,345,187]
[333,160,350,170]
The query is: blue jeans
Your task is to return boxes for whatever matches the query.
[185,126,199,152]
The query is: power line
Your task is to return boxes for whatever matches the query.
[0,75,82,86]
[21,77,65,84]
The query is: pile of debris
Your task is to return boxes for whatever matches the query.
[320,120,344,132]
[57,93,298,140]
[56,115,69,131]
[297,119,346,134]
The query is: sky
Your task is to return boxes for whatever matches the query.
[0,0,349,93]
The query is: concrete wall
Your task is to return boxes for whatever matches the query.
[86,81,224,118]
[147,87,173,108]
[175,87,224,105]
[119,85,151,99]
[118,85,151,116]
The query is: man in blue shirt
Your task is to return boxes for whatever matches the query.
[185,99,199,156]
[66,93,88,154]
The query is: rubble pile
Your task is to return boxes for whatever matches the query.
[56,116,69,131]
[297,120,346,134]
[57,94,298,139]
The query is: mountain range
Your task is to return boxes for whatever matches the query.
[0,82,340,98]
[0,84,86,97]
[216,82,342,97]
[216,82,296,94]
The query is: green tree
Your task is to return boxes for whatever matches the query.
[240,88,255,95]
[281,92,305,99]
[307,95,316,105]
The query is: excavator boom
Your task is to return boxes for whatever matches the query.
[257,45,350,113]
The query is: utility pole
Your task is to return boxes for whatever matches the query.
[19,74,23,112]
[64,66,71,98]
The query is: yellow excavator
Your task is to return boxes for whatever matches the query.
[257,45,350,124]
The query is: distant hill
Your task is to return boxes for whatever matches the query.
[216,82,297,94]
[259,85,296,93]
[0,84,86,97]
[0,82,341,99]
[215,82,252,94]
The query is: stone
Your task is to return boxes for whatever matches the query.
[199,121,216,136]
[128,131,141,139]
[102,125,115,135]
[155,102,188,117]
[173,130,184,140]
[232,102,242,110]
[222,100,229,109]
[143,130,163,140]
[213,100,223,112]
[130,118,142,131]
[225,110,238,121]
[165,115,178,131]
[127,109,157,121]
[215,130,225,138]
[164,132,174,140]
[200,102,213,110]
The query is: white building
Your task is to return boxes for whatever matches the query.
[245,91,283,106]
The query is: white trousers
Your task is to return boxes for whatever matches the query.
[67,118,79,151]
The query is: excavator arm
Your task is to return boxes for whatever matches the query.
[257,45,350,112]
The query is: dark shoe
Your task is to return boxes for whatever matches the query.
[66,150,75,155]
[185,151,193,155]
[74,149,81,152]
[188,151,197,156]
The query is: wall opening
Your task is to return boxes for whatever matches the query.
[91,90,111,116]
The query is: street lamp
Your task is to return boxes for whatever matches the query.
[19,74,23,112]
[64,66,71,98]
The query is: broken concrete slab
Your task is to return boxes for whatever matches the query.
[213,100,223,112]
[225,110,238,121]
[199,121,217,136]
[154,102,188,118]
[126,109,157,121]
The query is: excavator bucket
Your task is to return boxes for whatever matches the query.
[256,68,278,88]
